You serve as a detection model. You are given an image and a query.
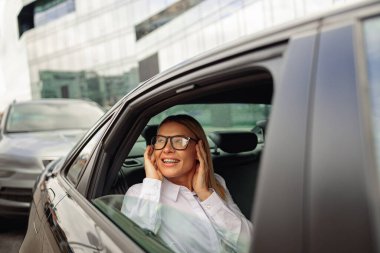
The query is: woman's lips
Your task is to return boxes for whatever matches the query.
[161,158,180,167]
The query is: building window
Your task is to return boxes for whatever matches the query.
[61,85,69,98]
[135,0,204,41]
[34,0,76,27]
[138,53,159,82]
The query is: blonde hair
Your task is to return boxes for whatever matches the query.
[159,114,226,200]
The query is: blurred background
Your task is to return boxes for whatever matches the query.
[0,0,365,114]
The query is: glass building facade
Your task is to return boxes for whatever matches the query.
[20,0,363,108]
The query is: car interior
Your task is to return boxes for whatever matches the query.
[92,67,274,250]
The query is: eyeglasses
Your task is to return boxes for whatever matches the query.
[151,135,198,150]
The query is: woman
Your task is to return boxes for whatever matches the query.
[121,114,253,253]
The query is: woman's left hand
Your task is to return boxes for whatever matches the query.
[193,140,212,201]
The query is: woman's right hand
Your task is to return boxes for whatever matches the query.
[144,145,163,181]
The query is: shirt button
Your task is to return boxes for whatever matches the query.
[206,204,211,209]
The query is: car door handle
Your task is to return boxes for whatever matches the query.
[48,188,55,202]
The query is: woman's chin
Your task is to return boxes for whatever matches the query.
[159,169,179,178]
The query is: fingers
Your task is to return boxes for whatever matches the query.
[193,140,211,196]
[146,145,155,161]
[144,145,155,161]
[144,145,162,180]
[144,145,152,159]
[196,140,208,170]
[151,151,156,164]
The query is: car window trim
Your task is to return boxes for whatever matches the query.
[61,112,115,186]
[93,59,280,201]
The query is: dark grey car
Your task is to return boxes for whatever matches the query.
[0,99,104,216]
[20,1,380,252]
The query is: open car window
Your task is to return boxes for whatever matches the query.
[127,104,271,158]
[93,102,271,252]
[89,57,276,252]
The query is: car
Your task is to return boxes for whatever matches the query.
[20,1,380,252]
[0,99,104,216]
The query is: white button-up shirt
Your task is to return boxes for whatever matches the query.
[121,174,253,253]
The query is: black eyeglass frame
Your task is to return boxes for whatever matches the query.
[151,135,198,150]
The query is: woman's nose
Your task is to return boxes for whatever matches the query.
[163,139,174,152]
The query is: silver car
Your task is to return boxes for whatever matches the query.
[0,99,104,216]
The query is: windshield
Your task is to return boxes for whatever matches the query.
[5,102,104,133]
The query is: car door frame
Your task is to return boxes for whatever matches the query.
[90,47,287,201]
[254,2,380,253]
[70,40,288,253]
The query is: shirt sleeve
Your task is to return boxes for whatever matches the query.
[200,175,253,252]
[121,178,162,234]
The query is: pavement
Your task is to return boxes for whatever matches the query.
[0,216,28,253]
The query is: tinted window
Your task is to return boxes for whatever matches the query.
[67,121,109,185]
[364,16,380,176]
[6,101,104,132]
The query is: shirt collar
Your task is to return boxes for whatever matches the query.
[162,178,196,201]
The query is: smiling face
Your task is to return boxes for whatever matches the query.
[154,121,198,189]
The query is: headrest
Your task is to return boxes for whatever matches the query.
[255,120,267,130]
[141,125,158,145]
[208,131,258,153]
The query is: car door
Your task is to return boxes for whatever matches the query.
[28,100,157,252]
[308,9,380,253]
[39,120,113,253]
[20,109,139,253]
[26,117,110,252]
[254,3,380,253]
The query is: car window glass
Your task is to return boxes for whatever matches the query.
[92,195,174,253]
[67,121,109,185]
[363,16,380,179]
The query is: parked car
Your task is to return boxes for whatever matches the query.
[0,99,104,216]
[20,1,380,252]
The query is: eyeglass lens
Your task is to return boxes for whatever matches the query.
[152,136,190,150]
